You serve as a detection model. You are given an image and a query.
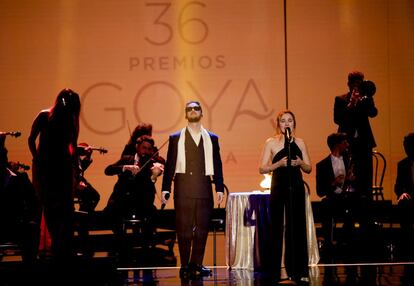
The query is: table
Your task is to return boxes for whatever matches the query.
[225,190,319,271]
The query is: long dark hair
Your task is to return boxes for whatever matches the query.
[127,123,153,145]
[49,88,81,143]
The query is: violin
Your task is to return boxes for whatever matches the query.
[77,142,108,155]
[8,161,30,172]
[0,131,21,137]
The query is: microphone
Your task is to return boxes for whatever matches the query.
[161,192,170,210]
[285,127,292,141]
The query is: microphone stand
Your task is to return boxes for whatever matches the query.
[285,133,296,279]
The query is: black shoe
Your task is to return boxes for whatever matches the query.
[179,265,189,278]
[189,263,212,277]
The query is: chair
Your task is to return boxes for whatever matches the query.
[122,213,151,252]
[211,184,229,266]
[372,150,386,201]
[122,215,144,235]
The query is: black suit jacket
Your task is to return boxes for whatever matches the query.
[334,93,377,149]
[394,157,414,199]
[161,129,224,196]
[104,155,157,214]
[316,155,350,199]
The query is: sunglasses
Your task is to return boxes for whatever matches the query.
[185,106,201,112]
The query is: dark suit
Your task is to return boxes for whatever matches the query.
[316,155,350,199]
[0,168,41,263]
[394,157,414,251]
[395,158,414,199]
[316,154,367,245]
[162,128,224,266]
[334,93,378,198]
[104,155,157,252]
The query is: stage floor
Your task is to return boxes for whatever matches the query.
[2,233,414,285]
[2,260,414,285]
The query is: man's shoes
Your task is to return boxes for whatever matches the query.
[180,265,189,278]
[278,278,297,285]
[179,265,190,278]
[188,263,212,277]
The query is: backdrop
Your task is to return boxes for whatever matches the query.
[1,0,413,210]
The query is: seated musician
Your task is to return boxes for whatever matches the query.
[0,135,41,264]
[395,133,414,254]
[75,143,102,213]
[73,143,103,256]
[316,133,370,248]
[104,135,163,258]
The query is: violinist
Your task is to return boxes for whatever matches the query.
[316,133,369,250]
[121,122,166,165]
[104,135,163,259]
[73,143,105,256]
[75,143,104,213]
[1,134,41,264]
[121,122,152,157]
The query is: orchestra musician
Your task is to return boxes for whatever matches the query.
[73,142,106,256]
[75,143,105,213]
[0,133,41,264]
[104,135,163,259]
[334,71,378,200]
[316,133,369,249]
[121,122,166,165]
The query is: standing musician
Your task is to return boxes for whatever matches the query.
[334,71,378,199]
[104,135,164,258]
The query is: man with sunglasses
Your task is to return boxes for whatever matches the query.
[161,101,224,279]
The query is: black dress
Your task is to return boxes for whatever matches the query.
[270,140,308,280]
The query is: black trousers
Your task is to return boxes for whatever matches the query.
[174,196,213,266]
[398,199,414,252]
[269,184,308,280]
[321,193,372,246]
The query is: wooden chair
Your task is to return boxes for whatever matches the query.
[372,150,386,201]
[211,184,229,266]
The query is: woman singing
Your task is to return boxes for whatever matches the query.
[259,110,312,283]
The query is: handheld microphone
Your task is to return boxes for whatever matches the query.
[285,127,292,141]
[161,193,170,210]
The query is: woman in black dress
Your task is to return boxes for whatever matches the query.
[259,110,312,283]
[28,88,81,260]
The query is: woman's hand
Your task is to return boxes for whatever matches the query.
[291,156,303,167]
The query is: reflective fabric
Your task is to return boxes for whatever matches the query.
[225,191,320,270]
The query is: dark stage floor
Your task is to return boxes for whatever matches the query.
[2,246,414,286]
[2,259,414,286]
[2,231,414,285]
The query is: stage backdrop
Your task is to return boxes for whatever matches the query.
[1,0,413,210]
